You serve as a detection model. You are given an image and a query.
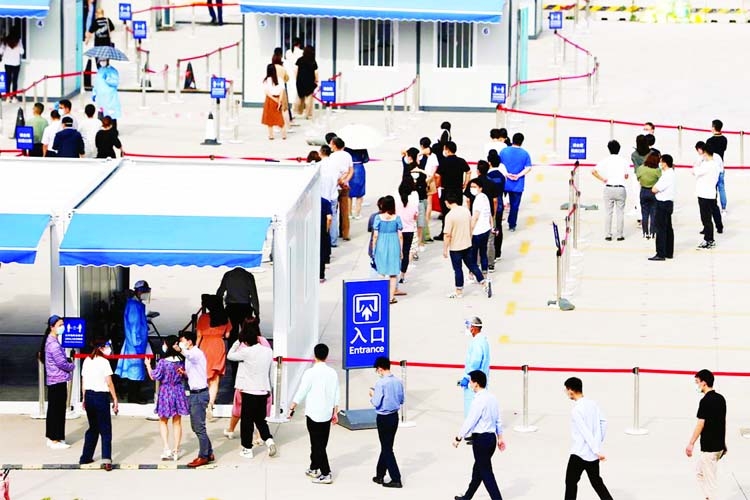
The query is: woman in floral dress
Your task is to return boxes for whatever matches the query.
[145,334,189,461]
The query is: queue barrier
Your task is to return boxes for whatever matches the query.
[174,41,241,102]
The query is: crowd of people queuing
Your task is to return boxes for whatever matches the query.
[593,119,727,260]
[309,123,534,302]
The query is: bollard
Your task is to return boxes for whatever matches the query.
[625,367,649,435]
[31,360,45,419]
[162,64,169,103]
[609,119,615,141]
[267,356,289,423]
[399,360,416,428]
[43,76,48,105]
[175,59,182,102]
[135,45,142,89]
[513,365,538,433]
[551,114,559,156]
[677,125,683,161]
[557,76,563,110]
[740,131,745,167]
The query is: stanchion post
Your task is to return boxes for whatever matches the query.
[740,130,745,167]
[218,47,224,80]
[43,76,48,105]
[609,119,615,141]
[140,70,148,109]
[562,35,568,63]
[390,94,395,131]
[32,359,45,419]
[205,55,210,91]
[557,76,563,110]
[573,197,580,249]
[383,97,389,136]
[33,80,38,104]
[267,356,289,423]
[574,0,580,27]
[79,68,86,108]
[412,75,420,113]
[513,365,538,433]
[399,360,416,428]
[191,5,196,37]
[677,125,683,161]
[135,44,142,89]
[236,42,241,69]
[553,31,559,65]
[552,114,559,156]
[625,367,649,435]
[587,72,592,106]
[175,59,182,102]
[162,65,169,103]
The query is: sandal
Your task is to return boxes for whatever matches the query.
[389,298,398,304]
[447,293,464,299]
[394,290,407,296]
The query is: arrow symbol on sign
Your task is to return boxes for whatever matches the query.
[360,305,375,321]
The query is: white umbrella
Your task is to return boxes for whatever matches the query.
[335,124,384,150]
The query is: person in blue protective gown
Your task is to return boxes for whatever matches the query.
[116,280,151,403]
[92,60,122,130]
[457,317,491,421]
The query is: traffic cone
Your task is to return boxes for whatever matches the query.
[10,106,24,140]
[184,62,196,90]
[201,112,219,145]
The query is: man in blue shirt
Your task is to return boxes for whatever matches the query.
[499,133,533,232]
[458,317,491,417]
[453,370,505,500]
[51,116,85,158]
[370,356,404,489]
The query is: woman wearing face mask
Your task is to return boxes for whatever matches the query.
[145,335,189,460]
[468,180,493,275]
[80,338,119,471]
[402,147,428,250]
[40,315,75,449]
[196,294,231,421]
[395,178,419,291]
[371,195,403,304]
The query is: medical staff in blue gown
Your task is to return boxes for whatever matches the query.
[92,60,122,126]
[116,280,151,402]
[458,317,491,417]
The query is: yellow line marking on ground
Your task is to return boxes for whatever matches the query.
[526,245,750,256]
[535,173,544,182]
[23,464,42,470]
[500,339,750,352]
[531,193,541,203]
[526,216,536,227]
[545,137,553,145]
[516,306,750,318]
[519,241,531,255]
[512,271,523,284]
[505,302,516,316]
[521,274,749,285]
[539,154,549,164]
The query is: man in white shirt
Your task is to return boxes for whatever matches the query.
[289,343,340,485]
[650,154,676,261]
[318,144,344,246]
[693,142,722,249]
[329,136,354,243]
[42,110,62,157]
[483,128,509,160]
[564,377,613,500]
[284,38,304,114]
[58,99,78,130]
[78,104,101,158]
[592,140,629,242]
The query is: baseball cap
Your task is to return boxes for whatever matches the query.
[61,116,73,126]
[134,280,151,292]
[48,315,62,327]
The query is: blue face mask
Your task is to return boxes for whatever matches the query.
[56,325,65,336]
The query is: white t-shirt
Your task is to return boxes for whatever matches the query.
[41,120,62,148]
[714,155,724,174]
[263,78,283,97]
[318,157,341,201]
[693,157,720,199]
[78,117,101,158]
[593,155,630,187]
[329,150,353,180]
[484,141,507,160]
[82,356,113,393]
[422,152,439,177]
[471,192,492,235]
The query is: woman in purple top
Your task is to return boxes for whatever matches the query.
[41,315,75,449]
[145,334,190,461]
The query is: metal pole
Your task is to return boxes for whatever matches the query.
[236,42,241,69]
[677,125,683,161]
[33,79,38,103]
[390,95,395,132]
[573,199,580,249]
[175,60,182,102]
[609,119,615,141]
[219,48,224,80]
[555,249,563,302]
[345,369,350,411]
[191,5,196,37]
[140,70,147,109]
[574,0,580,26]
[267,356,289,423]
[513,365,538,433]
[399,360,416,428]
[124,21,129,51]
[552,114,558,156]
[553,31,559,66]
[383,97,389,136]
[163,65,169,103]
[205,55,210,91]
[79,68,86,109]
[625,367,649,435]
[563,35,567,63]
[587,72,592,106]
[214,98,221,143]
[557,76,563,110]
[741,131,745,167]
[35,360,45,418]
[43,76,48,105]
[136,44,142,89]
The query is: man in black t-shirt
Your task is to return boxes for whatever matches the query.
[434,141,470,240]
[685,369,726,500]
[706,119,728,213]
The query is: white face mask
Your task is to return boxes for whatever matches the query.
[411,173,419,180]
[55,325,65,336]
[140,292,151,303]
[102,346,112,356]
[161,344,167,354]
[179,341,188,351]
[470,188,479,196]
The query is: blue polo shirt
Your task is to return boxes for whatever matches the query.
[500,146,532,193]
[52,128,85,158]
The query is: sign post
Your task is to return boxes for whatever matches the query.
[15,126,34,152]
[568,137,587,160]
[320,80,336,122]
[210,76,226,143]
[339,279,390,430]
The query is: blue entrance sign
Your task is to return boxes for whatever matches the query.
[568,137,587,160]
[343,279,389,370]
[118,3,132,21]
[490,83,506,104]
[320,80,336,104]
[61,318,87,349]
[132,20,147,40]
[0,72,6,93]
[549,11,563,30]
[16,126,34,150]
[210,77,227,99]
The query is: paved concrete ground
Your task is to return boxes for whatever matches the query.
[3,21,750,500]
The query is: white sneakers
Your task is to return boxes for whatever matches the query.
[305,468,321,478]
[312,474,333,484]
[160,449,173,460]
[223,429,235,439]
[266,438,277,457]
[239,447,254,459]
[47,440,71,450]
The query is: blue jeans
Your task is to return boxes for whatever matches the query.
[507,191,523,229]
[189,390,213,458]
[329,198,339,246]
[80,391,112,464]
[449,248,484,289]
[471,231,491,272]
[717,171,726,210]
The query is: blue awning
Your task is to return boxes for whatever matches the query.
[59,214,272,268]
[0,0,50,18]
[0,213,50,264]
[240,0,505,23]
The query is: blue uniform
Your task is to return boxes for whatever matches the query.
[462,333,491,415]
[115,297,148,381]
[92,65,122,120]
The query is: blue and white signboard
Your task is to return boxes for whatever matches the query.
[16,126,34,151]
[132,20,147,40]
[210,77,227,99]
[343,279,389,370]
[61,318,87,349]
[490,83,507,104]
[549,11,563,30]
[118,3,132,21]
[0,72,6,93]
[569,137,587,160]
[320,80,336,104]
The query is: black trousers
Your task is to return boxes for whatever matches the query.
[307,416,332,476]
[376,412,401,482]
[30,143,44,157]
[400,232,414,274]
[698,197,717,242]
[5,64,19,96]
[46,382,68,441]
[493,210,504,259]
[225,303,253,382]
[462,433,502,500]
[564,454,613,500]
[654,200,674,258]
[240,392,272,449]
[710,195,723,232]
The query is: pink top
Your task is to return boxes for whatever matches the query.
[396,192,419,233]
